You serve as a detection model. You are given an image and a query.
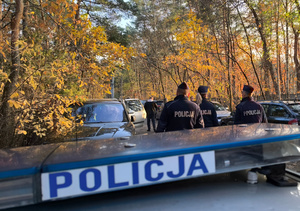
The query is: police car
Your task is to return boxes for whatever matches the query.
[2,123,300,210]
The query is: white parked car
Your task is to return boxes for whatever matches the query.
[211,101,231,124]
[124,99,146,128]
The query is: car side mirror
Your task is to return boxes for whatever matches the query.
[131,115,136,122]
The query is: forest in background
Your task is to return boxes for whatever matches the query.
[1,0,300,147]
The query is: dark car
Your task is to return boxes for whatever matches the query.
[259,101,300,125]
[70,99,136,141]
[220,100,300,126]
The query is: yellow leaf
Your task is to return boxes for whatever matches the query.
[11,92,19,98]
[7,100,21,109]
[17,130,27,135]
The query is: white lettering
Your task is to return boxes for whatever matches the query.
[174,111,195,117]
[41,151,215,201]
[243,110,261,116]
[201,110,212,115]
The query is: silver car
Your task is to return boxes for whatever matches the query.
[211,101,231,125]
[124,99,146,128]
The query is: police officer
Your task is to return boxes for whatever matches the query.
[198,86,219,127]
[233,86,290,186]
[234,85,266,124]
[156,82,204,132]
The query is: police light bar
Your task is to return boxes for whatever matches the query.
[1,123,300,209]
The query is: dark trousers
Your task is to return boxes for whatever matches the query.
[147,116,156,131]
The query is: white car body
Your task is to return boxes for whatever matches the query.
[211,101,231,124]
[124,99,146,128]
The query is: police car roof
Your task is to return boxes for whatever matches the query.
[2,123,300,176]
[38,124,300,172]
[2,123,300,210]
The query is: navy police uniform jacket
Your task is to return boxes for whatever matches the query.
[200,99,219,127]
[156,95,204,132]
[234,97,266,124]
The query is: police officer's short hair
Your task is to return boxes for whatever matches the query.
[177,82,190,96]
[177,88,189,96]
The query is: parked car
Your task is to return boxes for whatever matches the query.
[259,101,300,125]
[124,99,146,128]
[70,99,136,141]
[220,100,300,126]
[211,101,231,125]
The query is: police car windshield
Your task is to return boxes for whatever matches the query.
[75,103,127,123]
[287,104,300,115]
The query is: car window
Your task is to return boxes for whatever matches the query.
[76,103,127,123]
[261,104,269,114]
[125,100,143,112]
[287,104,300,115]
[269,105,289,117]
[212,102,226,111]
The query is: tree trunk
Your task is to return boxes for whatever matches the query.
[75,0,82,21]
[276,1,281,100]
[246,1,280,97]
[235,6,265,100]
[285,0,290,98]
[0,0,3,71]
[294,29,300,92]
[1,0,24,120]
[22,0,29,40]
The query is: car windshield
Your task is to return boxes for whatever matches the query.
[212,102,227,111]
[75,103,127,123]
[287,104,300,114]
[125,100,143,112]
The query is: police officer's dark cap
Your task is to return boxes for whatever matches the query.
[243,85,254,93]
[198,86,208,94]
[178,82,189,90]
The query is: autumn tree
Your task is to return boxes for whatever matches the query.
[0,0,24,146]
[0,0,134,148]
